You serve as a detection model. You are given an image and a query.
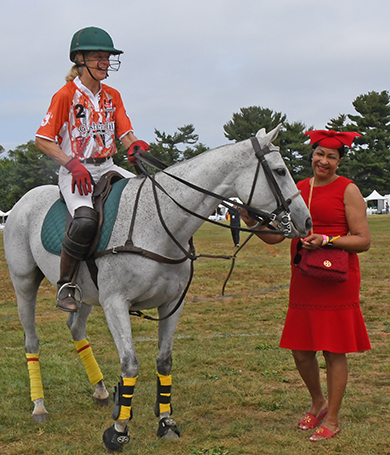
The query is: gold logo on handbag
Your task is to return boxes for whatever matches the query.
[323,260,332,268]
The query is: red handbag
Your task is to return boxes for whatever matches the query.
[294,245,349,282]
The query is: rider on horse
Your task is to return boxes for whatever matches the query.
[35,26,149,312]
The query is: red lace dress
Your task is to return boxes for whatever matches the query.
[279,176,371,353]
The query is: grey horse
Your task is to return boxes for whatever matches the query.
[4,126,311,450]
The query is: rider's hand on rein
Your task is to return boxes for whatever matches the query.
[127,140,150,165]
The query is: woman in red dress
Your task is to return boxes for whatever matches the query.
[240,130,371,442]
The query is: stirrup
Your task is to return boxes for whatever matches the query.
[56,283,82,312]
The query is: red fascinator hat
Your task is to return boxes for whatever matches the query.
[304,130,361,149]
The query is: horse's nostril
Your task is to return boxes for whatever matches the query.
[306,217,313,231]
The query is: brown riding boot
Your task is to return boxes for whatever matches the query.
[56,249,80,313]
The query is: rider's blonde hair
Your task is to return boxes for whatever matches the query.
[65,51,84,83]
[65,64,82,83]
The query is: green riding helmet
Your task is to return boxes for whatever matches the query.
[70,26,123,62]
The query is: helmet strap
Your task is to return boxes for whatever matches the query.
[77,52,109,81]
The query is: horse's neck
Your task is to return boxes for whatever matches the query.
[161,144,242,211]
[138,144,247,246]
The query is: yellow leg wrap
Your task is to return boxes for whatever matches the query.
[74,339,103,386]
[26,353,44,402]
[118,376,138,420]
[157,373,172,414]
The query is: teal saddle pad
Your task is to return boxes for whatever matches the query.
[41,178,128,256]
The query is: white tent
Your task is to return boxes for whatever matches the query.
[365,190,385,202]
[364,190,387,214]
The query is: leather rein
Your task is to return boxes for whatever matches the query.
[92,137,300,320]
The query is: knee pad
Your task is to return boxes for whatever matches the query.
[63,206,98,260]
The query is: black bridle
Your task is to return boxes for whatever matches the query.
[246,136,299,236]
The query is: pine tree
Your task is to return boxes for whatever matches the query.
[0,141,59,211]
[329,91,390,196]
[223,106,286,142]
[149,125,200,166]
[223,106,312,181]
[278,121,313,182]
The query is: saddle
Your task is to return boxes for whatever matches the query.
[41,171,128,258]
[87,171,126,257]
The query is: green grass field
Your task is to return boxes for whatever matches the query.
[0,215,389,454]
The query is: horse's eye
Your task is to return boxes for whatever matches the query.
[274,168,286,177]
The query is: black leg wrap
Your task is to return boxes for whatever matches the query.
[154,375,173,417]
[112,378,135,421]
[103,425,130,451]
[157,417,181,438]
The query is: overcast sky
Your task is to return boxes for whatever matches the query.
[1,0,390,152]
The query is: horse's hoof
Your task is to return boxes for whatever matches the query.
[162,428,180,439]
[33,412,49,424]
[157,417,180,439]
[103,425,130,451]
[93,395,111,407]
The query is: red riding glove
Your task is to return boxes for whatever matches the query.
[127,140,150,165]
[65,158,93,196]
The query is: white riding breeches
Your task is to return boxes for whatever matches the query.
[58,158,135,216]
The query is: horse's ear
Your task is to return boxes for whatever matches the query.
[255,124,282,151]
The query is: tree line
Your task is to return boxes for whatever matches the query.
[1,89,389,212]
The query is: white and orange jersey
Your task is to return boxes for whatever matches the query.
[36,77,133,160]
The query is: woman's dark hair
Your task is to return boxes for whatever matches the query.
[308,142,345,162]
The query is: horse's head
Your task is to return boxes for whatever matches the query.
[234,125,312,238]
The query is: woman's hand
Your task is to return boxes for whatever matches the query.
[237,208,257,227]
[300,234,323,250]
[238,208,284,245]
